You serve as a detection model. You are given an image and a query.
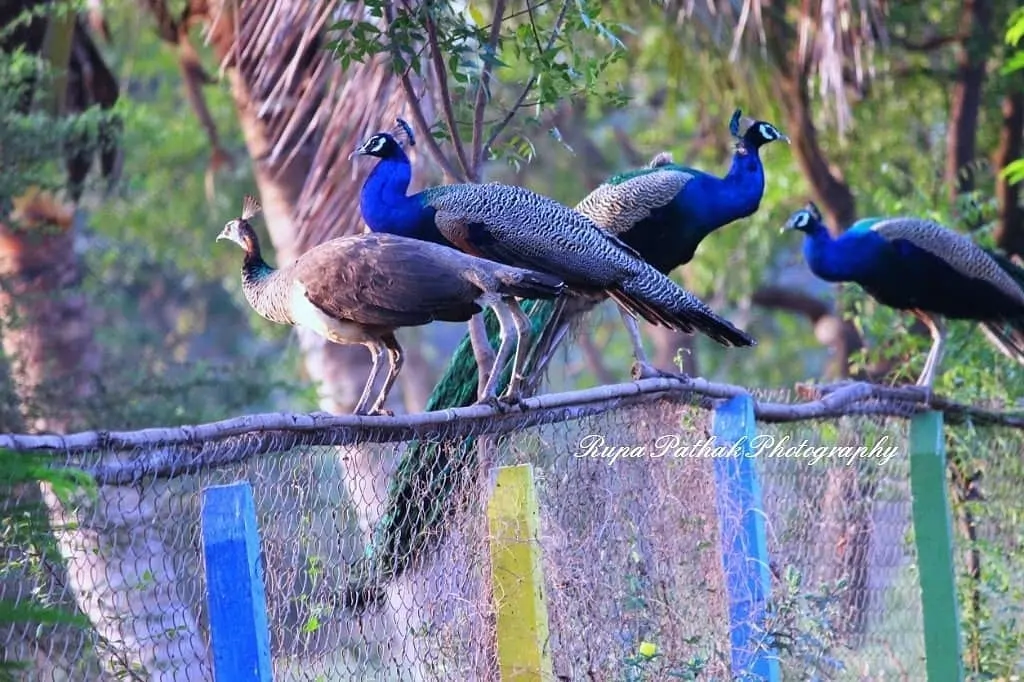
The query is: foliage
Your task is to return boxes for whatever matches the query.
[1003,8,1024,184]
[330,0,629,172]
[0,447,94,679]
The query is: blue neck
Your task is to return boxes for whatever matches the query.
[719,148,766,215]
[360,151,449,245]
[801,223,862,282]
[686,147,767,242]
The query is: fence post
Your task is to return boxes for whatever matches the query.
[487,463,553,681]
[909,411,964,681]
[201,482,273,682]
[712,394,780,681]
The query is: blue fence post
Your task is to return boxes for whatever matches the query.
[712,394,780,681]
[201,482,273,682]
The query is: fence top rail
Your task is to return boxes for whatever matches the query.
[1,377,1021,483]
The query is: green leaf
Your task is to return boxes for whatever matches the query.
[467,3,486,27]
[1000,159,1024,185]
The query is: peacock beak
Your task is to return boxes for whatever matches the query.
[349,143,370,161]
[779,132,791,144]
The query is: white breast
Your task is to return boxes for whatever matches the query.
[290,281,379,345]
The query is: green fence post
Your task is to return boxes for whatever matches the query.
[909,411,964,681]
[487,463,553,681]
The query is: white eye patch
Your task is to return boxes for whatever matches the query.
[759,123,776,140]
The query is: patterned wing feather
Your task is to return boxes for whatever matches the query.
[574,168,693,235]
[870,218,1024,305]
[425,184,634,286]
[293,235,483,327]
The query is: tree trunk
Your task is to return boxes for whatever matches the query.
[778,76,857,232]
[994,89,1024,257]
[946,0,995,202]
[0,201,208,680]
[201,0,437,668]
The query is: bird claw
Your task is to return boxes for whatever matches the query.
[911,384,934,405]
[354,407,394,417]
[498,391,524,409]
[631,361,685,381]
[475,395,510,413]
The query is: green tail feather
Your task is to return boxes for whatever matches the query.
[344,298,560,604]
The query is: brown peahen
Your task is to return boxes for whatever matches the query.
[217,195,565,415]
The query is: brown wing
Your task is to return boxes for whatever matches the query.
[871,218,1024,305]
[574,168,693,235]
[292,234,484,328]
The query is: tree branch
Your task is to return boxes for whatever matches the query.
[483,0,570,154]
[382,3,463,182]
[893,33,970,52]
[424,8,473,181]
[6,376,1022,484]
[471,0,507,173]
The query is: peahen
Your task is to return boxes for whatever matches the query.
[217,195,566,415]
[528,108,789,383]
[784,201,1024,388]
[352,119,757,404]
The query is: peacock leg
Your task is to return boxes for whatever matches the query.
[500,297,532,405]
[521,295,568,391]
[468,314,496,401]
[619,306,680,380]
[476,301,517,408]
[367,333,403,416]
[913,311,946,390]
[353,341,385,415]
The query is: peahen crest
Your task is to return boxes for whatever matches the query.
[242,194,262,221]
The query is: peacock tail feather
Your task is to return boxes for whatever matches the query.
[345,298,558,604]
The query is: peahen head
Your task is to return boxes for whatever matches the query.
[783,202,825,234]
[217,195,264,257]
[729,109,790,151]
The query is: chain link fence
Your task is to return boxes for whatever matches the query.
[2,389,1022,680]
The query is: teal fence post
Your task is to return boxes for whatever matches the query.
[201,482,273,682]
[712,394,781,681]
[909,411,964,680]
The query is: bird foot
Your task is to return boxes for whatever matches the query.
[354,407,394,417]
[910,383,935,405]
[631,361,685,381]
[498,391,525,409]
[475,395,512,413]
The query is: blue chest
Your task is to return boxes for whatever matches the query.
[359,158,454,247]
[616,154,766,273]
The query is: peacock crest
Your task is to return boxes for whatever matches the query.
[391,118,416,149]
[805,201,822,222]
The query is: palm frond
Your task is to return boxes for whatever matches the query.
[204,0,437,251]
[657,0,889,133]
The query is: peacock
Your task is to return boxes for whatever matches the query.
[784,201,1024,388]
[216,195,566,415]
[352,119,757,405]
[343,113,782,601]
[527,108,789,382]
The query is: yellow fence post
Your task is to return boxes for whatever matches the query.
[488,463,553,681]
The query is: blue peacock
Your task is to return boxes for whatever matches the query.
[784,201,1024,388]
[352,119,756,405]
[343,112,783,603]
[528,108,790,381]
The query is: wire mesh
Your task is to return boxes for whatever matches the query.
[1,392,1022,681]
